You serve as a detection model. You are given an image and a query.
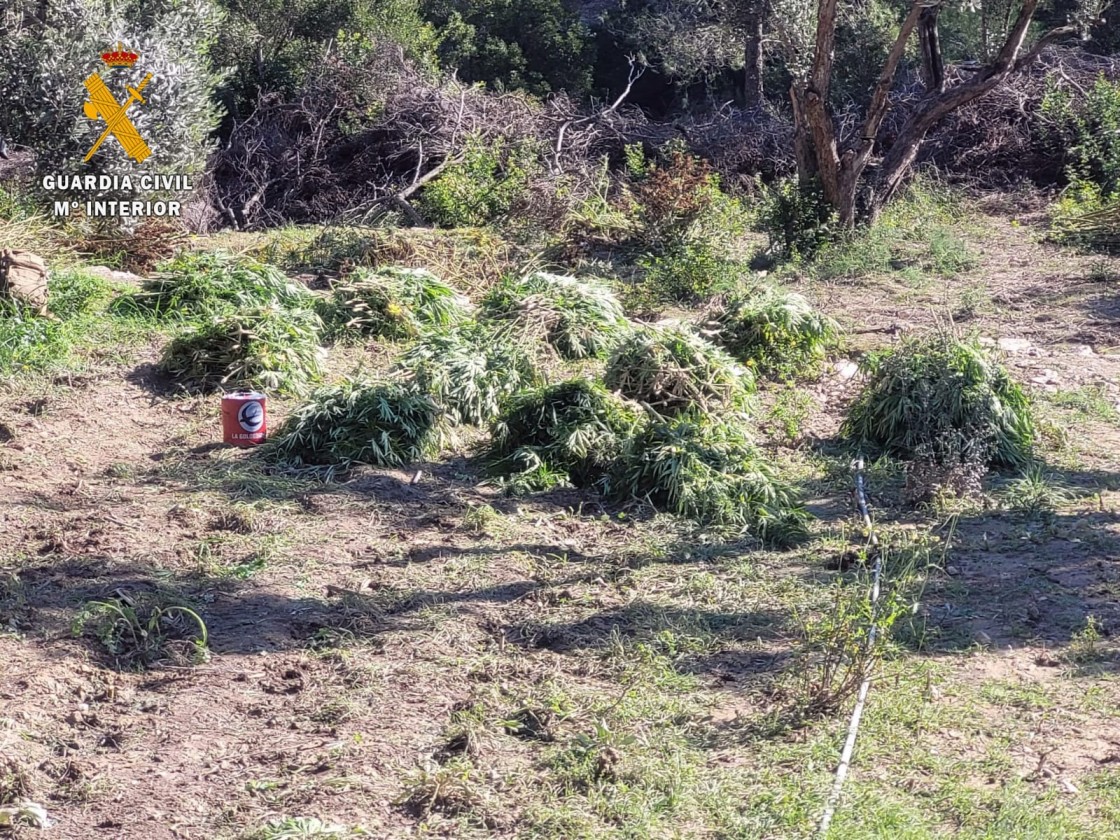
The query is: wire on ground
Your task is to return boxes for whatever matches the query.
[817,457,884,837]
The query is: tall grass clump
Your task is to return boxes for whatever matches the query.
[48,269,115,319]
[396,322,539,426]
[264,380,440,472]
[0,300,69,373]
[116,252,314,319]
[604,323,753,415]
[614,412,808,544]
[159,304,324,395]
[326,266,472,340]
[481,272,628,359]
[704,287,838,380]
[487,379,644,492]
[842,333,1035,469]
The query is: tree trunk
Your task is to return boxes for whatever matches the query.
[791,0,1077,227]
[743,10,765,107]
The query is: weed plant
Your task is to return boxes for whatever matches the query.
[613,412,807,544]
[487,379,643,493]
[481,272,627,359]
[115,252,314,319]
[842,333,1035,469]
[396,322,540,426]
[159,304,324,395]
[264,379,440,471]
[326,266,472,340]
[604,323,754,416]
[72,593,208,670]
[704,287,838,380]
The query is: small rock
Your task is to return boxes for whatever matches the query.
[835,360,859,381]
[998,337,1032,354]
[1060,778,1080,795]
[1030,369,1061,386]
[946,565,960,576]
[974,630,993,647]
[1076,345,1096,357]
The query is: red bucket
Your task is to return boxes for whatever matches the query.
[222,390,267,447]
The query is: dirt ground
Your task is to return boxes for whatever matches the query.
[2,203,1120,838]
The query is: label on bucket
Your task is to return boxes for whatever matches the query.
[238,400,265,433]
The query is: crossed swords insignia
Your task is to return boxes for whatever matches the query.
[82,70,153,164]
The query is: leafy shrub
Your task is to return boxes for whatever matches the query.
[631,147,720,248]
[72,593,208,670]
[420,135,538,227]
[159,304,324,395]
[1040,75,1120,195]
[481,272,627,359]
[117,252,315,319]
[396,322,539,425]
[841,334,1035,469]
[265,380,440,471]
[487,379,643,492]
[636,242,747,303]
[757,178,837,259]
[327,266,472,340]
[424,0,595,97]
[613,412,807,544]
[703,287,838,379]
[604,323,754,416]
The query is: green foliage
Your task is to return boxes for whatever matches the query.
[613,412,808,544]
[72,593,208,670]
[1041,75,1120,195]
[1000,464,1075,515]
[757,178,837,259]
[47,269,115,319]
[117,252,315,320]
[0,0,221,190]
[420,135,539,228]
[159,304,324,395]
[0,301,69,374]
[326,266,472,340]
[423,0,595,97]
[636,243,747,304]
[704,287,838,379]
[396,322,540,425]
[604,323,754,416]
[842,333,1036,469]
[264,379,440,471]
[481,272,628,359]
[247,816,358,839]
[487,379,643,492]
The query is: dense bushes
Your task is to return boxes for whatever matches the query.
[842,334,1035,469]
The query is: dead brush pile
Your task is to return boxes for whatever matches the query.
[481,272,628,360]
[158,304,324,395]
[604,323,754,415]
[326,266,472,340]
[264,380,440,472]
[487,379,643,492]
